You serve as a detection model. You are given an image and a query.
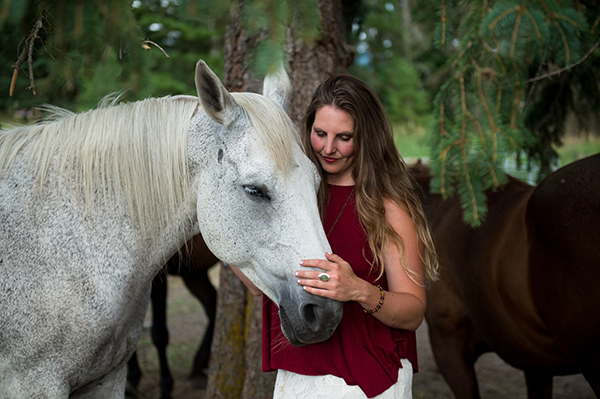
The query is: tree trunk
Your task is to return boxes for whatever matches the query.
[206,1,353,398]
[286,0,355,126]
[205,264,249,398]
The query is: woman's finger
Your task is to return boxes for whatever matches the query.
[295,268,336,281]
[299,258,331,270]
[300,284,336,299]
[325,252,346,264]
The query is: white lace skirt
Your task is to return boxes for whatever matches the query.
[273,358,413,399]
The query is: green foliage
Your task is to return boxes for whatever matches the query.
[431,0,600,225]
[77,47,126,110]
[0,0,149,112]
[349,0,444,127]
[243,0,320,76]
[0,0,230,119]
[0,0,325,121]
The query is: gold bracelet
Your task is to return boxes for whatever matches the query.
[362,285,385,314]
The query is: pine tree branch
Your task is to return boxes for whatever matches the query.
[474,65,499,162]
[441,0,447,47]
[524,60,545,111]
[592,14,600,34]
[511,62,520,129]
[509,6,524,59]
[528,38,600,83]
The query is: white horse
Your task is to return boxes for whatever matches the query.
[0,60,342,398]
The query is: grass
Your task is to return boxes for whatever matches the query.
[555,134,600,166]
[393,123,431,163]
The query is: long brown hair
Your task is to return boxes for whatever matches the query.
[301,75,439,284]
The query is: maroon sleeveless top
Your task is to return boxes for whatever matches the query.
[262,185,418,398]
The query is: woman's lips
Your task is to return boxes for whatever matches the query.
[323,156,338,164]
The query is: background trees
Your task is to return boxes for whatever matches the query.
[5,1,597,224]
[1,0,226,112]
[2,1,599,398]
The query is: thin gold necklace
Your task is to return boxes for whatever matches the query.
[327,187,355,237]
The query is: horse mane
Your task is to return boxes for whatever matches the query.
[0,96,198,252]
[0,93,299,251]
[232,92,300,174]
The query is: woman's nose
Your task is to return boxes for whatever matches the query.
[324,137,335,154]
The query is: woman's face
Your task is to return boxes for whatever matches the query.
[310,105,356,186]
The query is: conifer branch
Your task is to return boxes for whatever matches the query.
[509,7,524,59]
[439,102,452,139]
[537,0,551,15]
[511,62,520,129]
[475,66,498,161]
[554,21,571,63]
[553,14,580,28]
[484,42,507,74]
[524,9,542,39]
[591,15,599,34]
[458,75,479,222]
[488,5,519,31]
[489,165,500,188]
[467,111,485,143]
[527,38,600,83]
[439,139,465,196]
[461,142,478,223]
[440,0,447,46]
[495,83,502,114]
[482,41,506,114]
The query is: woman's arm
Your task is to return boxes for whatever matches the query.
[228,264,264,296]
[357,199,426,330]
[296,199,426,331]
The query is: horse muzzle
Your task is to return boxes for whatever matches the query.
[277,286,343,346]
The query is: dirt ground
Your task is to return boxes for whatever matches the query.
[131,271,595,399]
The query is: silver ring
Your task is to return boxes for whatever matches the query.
[318,272,330,282]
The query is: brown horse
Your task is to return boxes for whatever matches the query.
[126,234,219,399]
[411,154,600,399]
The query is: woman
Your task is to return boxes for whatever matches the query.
[232,74,438,398]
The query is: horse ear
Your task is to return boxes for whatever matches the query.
[263,60,292,112]
[195,60,238,127]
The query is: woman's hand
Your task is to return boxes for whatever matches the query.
[295,252,375,303]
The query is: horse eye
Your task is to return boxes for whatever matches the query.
[243,185,271,201]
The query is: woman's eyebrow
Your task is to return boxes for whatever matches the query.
[313,126,354,135]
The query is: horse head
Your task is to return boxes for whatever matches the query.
[190,61,343,345]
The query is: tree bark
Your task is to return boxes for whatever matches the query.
[205,264,248,398]
[286,0,355,126]
[206,1,353,397]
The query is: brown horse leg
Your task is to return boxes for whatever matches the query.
[426,269,488,399]
[150,272,175,399]
[428,320,487,399]
[182,268,217,390]
[524,371,553,399]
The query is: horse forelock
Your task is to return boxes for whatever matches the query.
[0,96,199,249]
[231,92,300,175]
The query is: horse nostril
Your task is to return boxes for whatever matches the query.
[301,302,322,331]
